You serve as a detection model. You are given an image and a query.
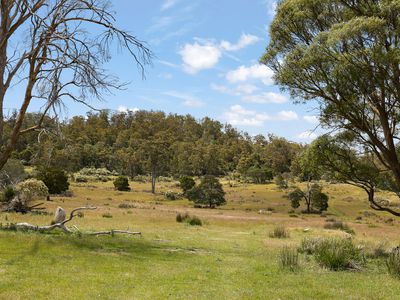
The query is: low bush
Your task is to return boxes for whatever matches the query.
[113,176,131,191]
[278,247,299,272]
[269,225,289,238]
[313,238,365,270]
[176,212,202,226]
[0,186,16,203]
[365,242,388,259]
[36,166,69,194]
[165,190,179,200]
[102,213,113,218]
[386,247,400,278]
[324,220,355,234]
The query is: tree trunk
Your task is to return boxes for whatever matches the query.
[151,166,156,194]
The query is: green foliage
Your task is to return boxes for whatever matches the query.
[269,225,289,238]
[0,159,26,187]
[74,167,116,182]
[298,237,324,255]
[288,184,329,213]
[275,174,288,189]
[313,238,365,271]
[245,166,273,184]
[36,167,69,194]
[16,179,49,202]
[113,176,131,191]
[278,247,299,272]
[187,175,225,208]
[164,190,179,200]
[102,213,113,218]
[386,248,400,278]
[179,176,196,194]
[0,186,16,203]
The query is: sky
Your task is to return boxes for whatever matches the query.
[6,0,323,142]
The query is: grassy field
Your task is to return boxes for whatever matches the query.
[1,180,400,299]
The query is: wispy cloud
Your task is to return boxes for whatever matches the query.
[163,91,205,107]
[226,64,274,85]
[161,0,180,11]
[243,92,287,104]
[297,130,318,140]
[118,106,139,113]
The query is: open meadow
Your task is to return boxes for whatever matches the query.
[1,180,400,300]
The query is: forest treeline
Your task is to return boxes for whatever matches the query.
[6,110,302,182]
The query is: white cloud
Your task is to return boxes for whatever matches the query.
[118,106,139,113]
[223,105,299,127]
[223,105,269,127]
[226,64,274,85]
[161,0,180,11]
[297,130,318,140]
[158,73,173,79]
[303,115,319,124]
[179,34,260,74]
[179,43,222,74]
[163,91,205,107]
[210,83,258,96]
[243,92,287,104]
[220,34,260,51]
[276,110,299,121]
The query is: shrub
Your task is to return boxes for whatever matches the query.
[0,186,16,203]
[176,212,202,226]
[187,175,225,208]
[36,167,69,194]
[179,176,196,194]
[386,247,400,278]
[269,225,289,238]
[278,247,299,272]
[313,238,365,270]
[188,216,202,226]
[275,174,288,189]
[176,212,189,223]
[365,242,388,259]
[324,220,355,234]
[165,190,179,200]
[0,159,26,187]
[102,213,113,218]
[113,176,131,191]
[16,179,49,202]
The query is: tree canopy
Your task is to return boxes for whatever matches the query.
[263,0,400,216]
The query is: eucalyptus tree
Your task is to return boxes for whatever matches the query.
[0,0,152,170]
[263,0,400,216]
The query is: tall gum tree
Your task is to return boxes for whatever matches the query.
[0,0,152,170]
[262,0,400,216]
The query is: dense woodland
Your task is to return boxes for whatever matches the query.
[6,110,302,182]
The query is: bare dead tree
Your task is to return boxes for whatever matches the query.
[0,0,152,170]
[12,206,142,235]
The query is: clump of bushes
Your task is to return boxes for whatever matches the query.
[102,213,113,218]
[179,176,196,195]
[176,212,202,226]
[300,237,365,270]
[73,167,117,182]
[36,166,69,194]
[278,246,299,272]
[113,176,131,191]
[164,190,180,200]
[118,203,136,209]
[386,247,400,278]
[269,225,289,238]
[324,219,355,234]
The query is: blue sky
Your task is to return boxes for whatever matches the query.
[7,0,322,142]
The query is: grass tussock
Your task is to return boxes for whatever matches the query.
[278,246,299,272]
[269,225,289,238]
[176,212,202,226]
[324,219,355,234]
[387,248,400,278]
[311,238,365,271]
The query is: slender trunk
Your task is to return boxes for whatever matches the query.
[151,166,156,194]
